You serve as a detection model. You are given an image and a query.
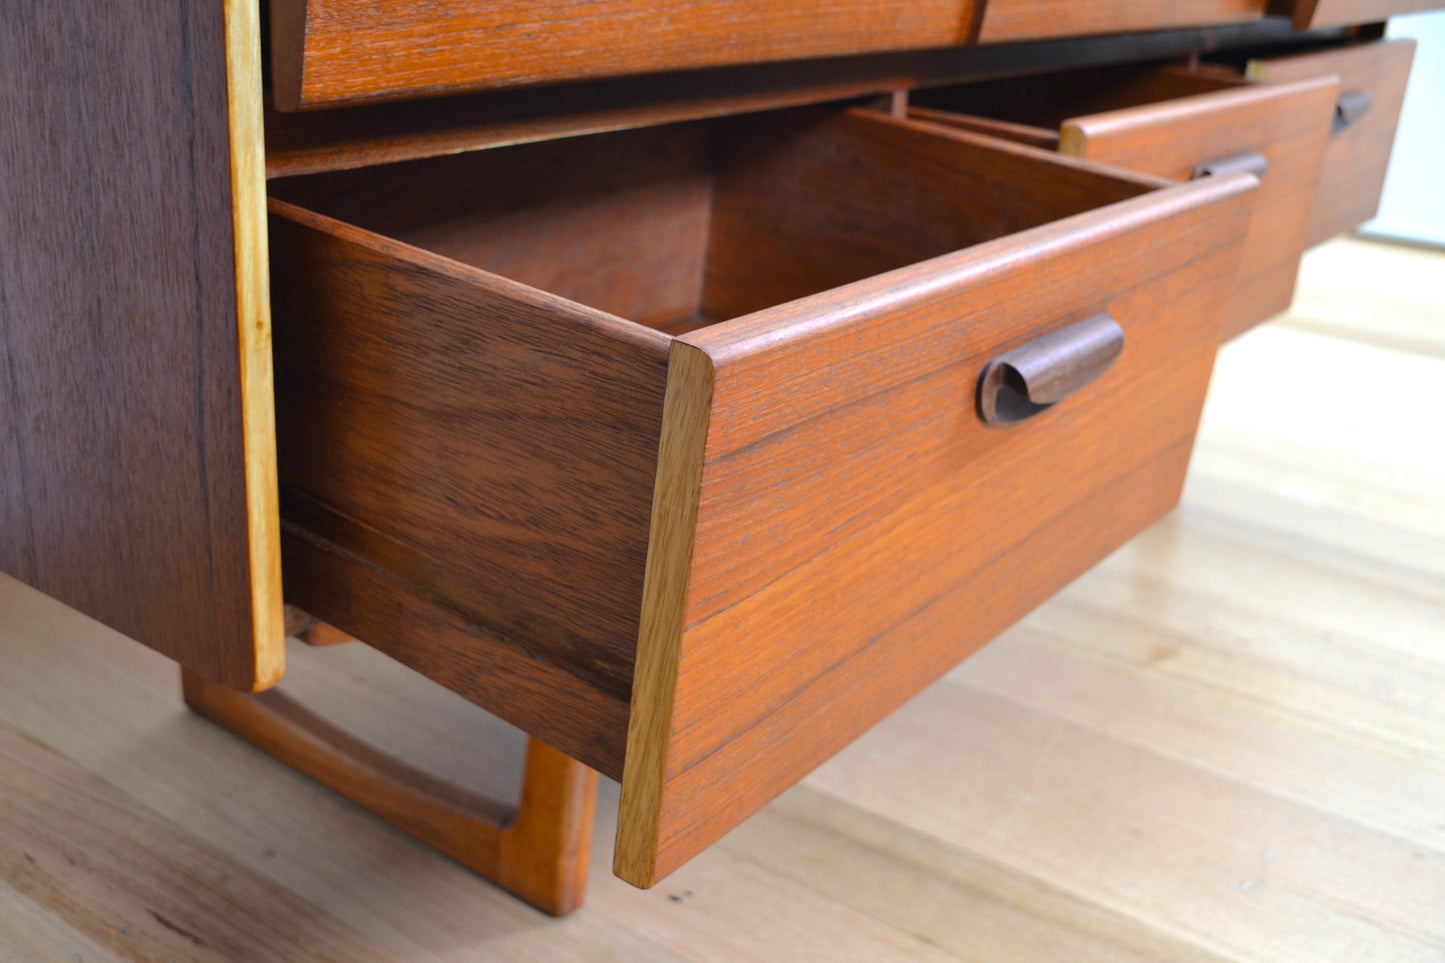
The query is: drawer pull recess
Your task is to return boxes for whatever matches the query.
[977,313,1125,426]
[1192,150,1269,181]
[1333,90,1373,134]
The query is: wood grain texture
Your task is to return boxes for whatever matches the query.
[1246,39,1416,245]
[182,670,597,916]
[615,114,1259,885]
[226,0,285,691]
[698,109,1162,322]
[260,18,1326,178]
[0,1,282,689]
[0,722,400,961]
[272,126,717,330]
[271,0,981,110]
[278,477,633,781]
[615,342,715,889]
[977,0,1266,43]
[267,198,671,720]
[1269,0,1445,27]
[1058,74,1339,337]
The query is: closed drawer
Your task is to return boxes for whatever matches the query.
[976,0,1267,44]
[269,0,981,110]
[911,64,1338,339]
[1266,0,1445,28]
[267,106,1256,886]
[1240,39,1416,245]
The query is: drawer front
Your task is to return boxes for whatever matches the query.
[1059,77,1338,338]
[1268,0,1445,27]
[616,122,1258,886]
[271,0,980,110]
[1246,40,1416,246]
[977,0,1266,43]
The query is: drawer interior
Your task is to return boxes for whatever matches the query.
[909,62,1250,139]
[270,105,1155,339]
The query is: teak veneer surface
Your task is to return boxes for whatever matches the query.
[268,0,1317,109]
[266,194,669,773]
[261,18,1337,178]
[271,0,983,110]
[977,0,1267,43]
[0,0,282,689]
[1245,39,1416,244]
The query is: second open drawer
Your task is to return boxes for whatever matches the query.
[910,63,1340,339]
[1234,38,1416,246]
[267,106,1256,887]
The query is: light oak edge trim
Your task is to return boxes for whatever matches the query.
[614,341,715,888]
[227,0,285,690]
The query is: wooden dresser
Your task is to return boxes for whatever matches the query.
[0,0,1431,915]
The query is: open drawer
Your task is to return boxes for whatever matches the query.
[910,63,1339,339]
[1232,38,1416,245]
[267,106,1256,886]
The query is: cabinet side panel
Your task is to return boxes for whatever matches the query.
[0,1,281,688]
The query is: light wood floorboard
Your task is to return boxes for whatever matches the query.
[0,237,1441,960]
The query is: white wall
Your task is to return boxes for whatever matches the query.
[1360,11,1445,246]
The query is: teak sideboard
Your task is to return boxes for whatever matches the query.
[0,0,1431,916]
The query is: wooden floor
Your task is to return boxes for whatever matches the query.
[2,237,1442,962]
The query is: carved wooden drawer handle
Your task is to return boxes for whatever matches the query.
[1334,90,1373,133]
[977,313,1125,426]
[1192,150,1269,180]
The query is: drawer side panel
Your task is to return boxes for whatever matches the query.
[268,202,670,706]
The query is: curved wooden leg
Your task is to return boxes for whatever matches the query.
[181,667,597,915]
